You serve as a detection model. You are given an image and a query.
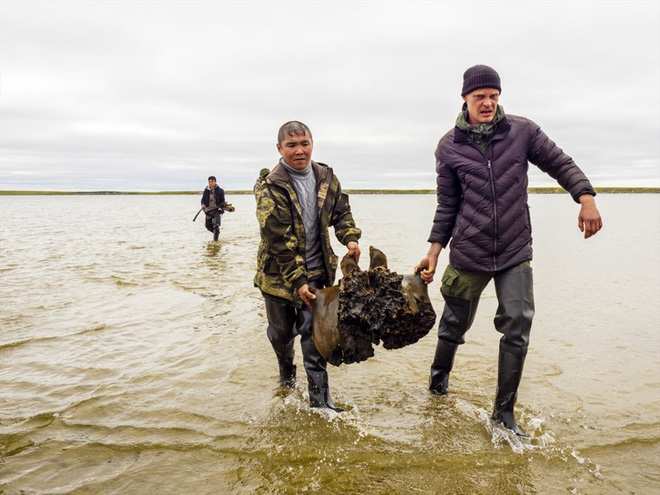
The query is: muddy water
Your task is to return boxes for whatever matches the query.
[1,193,658,494]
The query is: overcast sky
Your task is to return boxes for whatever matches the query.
[1,1,658,191]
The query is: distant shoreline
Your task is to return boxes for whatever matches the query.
[0,187,658,196]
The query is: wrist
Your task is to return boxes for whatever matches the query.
[579,194,595,205]
[428,242,443,257]
[292,277,308,291]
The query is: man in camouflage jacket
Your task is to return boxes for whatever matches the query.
[254,121,361,411]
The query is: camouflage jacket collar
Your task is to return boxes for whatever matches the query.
[267,160,331,190]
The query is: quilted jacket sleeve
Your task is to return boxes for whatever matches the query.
[527,121,595,202]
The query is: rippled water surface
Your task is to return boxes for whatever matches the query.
[1,193,659,494]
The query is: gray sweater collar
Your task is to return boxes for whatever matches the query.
[280,158,312,177]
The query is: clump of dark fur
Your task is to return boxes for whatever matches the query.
[334,266,436,365]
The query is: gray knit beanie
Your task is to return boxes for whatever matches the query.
[461,65,502,96]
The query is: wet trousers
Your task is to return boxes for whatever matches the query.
[263,279,334,407]
[205,213,222,240]
[435,262,535,354]
[430,262,534,434]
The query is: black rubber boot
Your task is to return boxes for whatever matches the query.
[430,295,477,395]
[492,345,528,436]
[303,345,343,412]
[279,363,296,388]
[307,377,343,412]
[276,340,296,388]
[429,340,458,395]
[213,227,220,241]
[300,320,342,412]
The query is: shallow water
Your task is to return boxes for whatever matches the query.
[1,193,658,494]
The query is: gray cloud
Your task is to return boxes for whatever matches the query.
[1,1,658,191]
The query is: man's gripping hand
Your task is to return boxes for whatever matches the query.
[415,242,443,284]
[347,241,361,264]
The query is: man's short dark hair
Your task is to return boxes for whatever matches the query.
[208,176,216,182]
[278,121,312,144]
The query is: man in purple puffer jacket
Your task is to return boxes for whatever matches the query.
[415,65,603,436]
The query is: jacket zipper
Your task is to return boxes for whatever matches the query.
[464,138,500,271]
[487,159,499,271]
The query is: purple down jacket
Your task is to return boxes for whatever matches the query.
[428,114,595,272]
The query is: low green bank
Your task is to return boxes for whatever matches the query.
[1,187,658,195]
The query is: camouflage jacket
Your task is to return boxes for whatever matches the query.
[254,161,361,306]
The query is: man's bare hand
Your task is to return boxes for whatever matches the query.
[578,194,603,239]
[414,242,443,284]
[347,241,361,264]
[298,284,316,308]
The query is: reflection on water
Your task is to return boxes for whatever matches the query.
[0,193,658,494]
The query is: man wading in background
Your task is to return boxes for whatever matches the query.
[201,176,225,241]
[416,65,603,435]
[254,121,361,411]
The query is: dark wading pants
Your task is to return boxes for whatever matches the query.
[430,262,534,433]
[205,213,222,241]
[263,279,336,408]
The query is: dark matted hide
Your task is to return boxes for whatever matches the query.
[312,247,436,366]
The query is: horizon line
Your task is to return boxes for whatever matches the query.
[1,187,659,196]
